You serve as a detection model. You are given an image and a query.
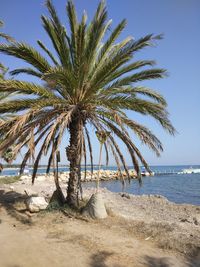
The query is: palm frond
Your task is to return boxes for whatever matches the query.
[0,21,14,42]
[44,0,71,67]
[0,43,51,72]
[10,68,42,78]
[37,40,59,66]
[0,80,55,97]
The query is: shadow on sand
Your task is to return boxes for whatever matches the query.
[0,189,33,225]
[142,251,200,267]
[142,256,177,267]
[89,251,124,267]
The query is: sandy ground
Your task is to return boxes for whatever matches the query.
[0,177,200,267]
[0,206,189,267]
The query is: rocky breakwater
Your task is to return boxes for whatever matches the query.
[79,169,138,182]
[59,170,140,182]
[19,169,141,184]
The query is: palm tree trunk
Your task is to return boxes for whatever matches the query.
[51,153,65,205]
[66,116,82,207]
[96,142,103,191]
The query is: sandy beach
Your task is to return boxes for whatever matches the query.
[0,174,200,267]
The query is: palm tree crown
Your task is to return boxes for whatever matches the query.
[0,20,14,77]
[0,20,14,105]
[0,0,175,206]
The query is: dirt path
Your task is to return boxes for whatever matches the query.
[0,205,190,267]
[0,181,199,267]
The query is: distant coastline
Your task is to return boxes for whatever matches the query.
[2,163,200,169]
[1,164,104,169]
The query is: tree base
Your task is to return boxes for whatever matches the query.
[82,192,108,219]
[49,189,65,206]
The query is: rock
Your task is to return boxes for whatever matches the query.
[9,186,14,191]
[25,196,48,212]
[120,193,130,199]
[179,218,191,223]
[193,215,200,225]
[82,193,108,219]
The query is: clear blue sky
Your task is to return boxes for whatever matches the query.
[1,0,200,166]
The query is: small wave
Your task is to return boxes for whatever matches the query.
[155,169,200,175]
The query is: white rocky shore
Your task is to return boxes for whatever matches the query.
[16,168,147,184]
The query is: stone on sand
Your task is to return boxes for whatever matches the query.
[25,196,48,212]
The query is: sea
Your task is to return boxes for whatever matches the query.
[0,165,200,206]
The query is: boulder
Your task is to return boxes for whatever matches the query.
[9,186,14,191]
[25,196,48,212]
[82,193,108,219]
[85,176,91,181]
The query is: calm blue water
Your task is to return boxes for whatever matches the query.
[85,173,200,206]
[1,165,200,205]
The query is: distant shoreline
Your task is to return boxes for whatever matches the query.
[2,165,103,170]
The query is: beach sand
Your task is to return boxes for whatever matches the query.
[0,175,200,267]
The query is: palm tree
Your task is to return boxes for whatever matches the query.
[0,20,14,79]
[0,21,15,169]
[0,65,13,122]
[0,68,15,165]
[0,0,175,207]
[0,19,14,115]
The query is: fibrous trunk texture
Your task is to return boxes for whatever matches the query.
[51,174,65,206]
[66,116,82,207]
